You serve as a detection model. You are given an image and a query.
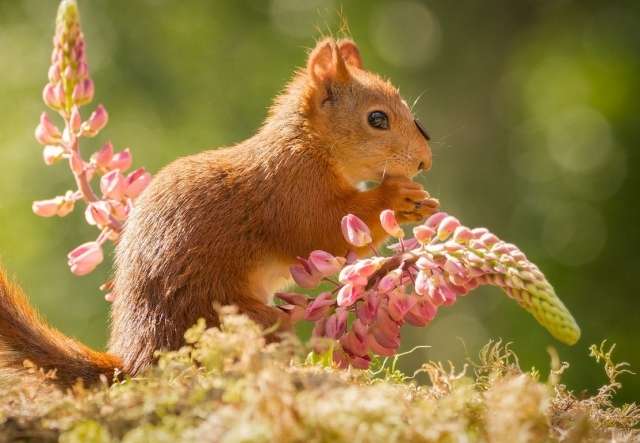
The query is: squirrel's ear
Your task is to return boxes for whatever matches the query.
[337,39,363,69]
[307,38,349,86]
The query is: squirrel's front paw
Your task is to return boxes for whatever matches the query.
[379,176,439,222]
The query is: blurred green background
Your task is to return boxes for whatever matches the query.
[0,0,638,402]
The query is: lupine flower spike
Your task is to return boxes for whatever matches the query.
[33,0,151,300]
[276,210,581,369]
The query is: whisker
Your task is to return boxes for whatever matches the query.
[410,89,428,112]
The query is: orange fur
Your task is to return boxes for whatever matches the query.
[0,38,435,384]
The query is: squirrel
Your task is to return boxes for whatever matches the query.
[0,37,436,387]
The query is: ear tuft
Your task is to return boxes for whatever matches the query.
[307,38,349,85]
[337,39,363,69]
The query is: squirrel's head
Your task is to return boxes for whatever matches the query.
[301,37,432,185]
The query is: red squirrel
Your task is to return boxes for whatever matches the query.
[0,38,436,386]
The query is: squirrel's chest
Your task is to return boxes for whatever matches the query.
[247,258,293,304]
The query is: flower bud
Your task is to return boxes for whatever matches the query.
[325,309,348,339]
[370,310,400,349]
[91,141,114,169]
[377,268,402,292]
[42,145,66,165]
[338,265,368,286]
[109,199,131,221]
[340,330,368,357]
[47,65,60,83]
[413,225,435,244]
[304,292,334,321]
[57,193,75,217]
[125,167,152,198]
[452,226,473,244]
[471,227,489,239]
[69,105,82,133]
[437,216,461,241]
[35,112,62,145]
[341,214,372,247]
[414,269,432,296]
[81,104,108,136]
[85,201,111,226]
[355,292,380,325]
[367,334,396,357]
[290,263,321,288]
[380,209,403,238]
[32,197,63,217]
[42,83,61,109]
[336,283,362,307]
[308,250,346,277]
[67,241,104,276]
[387,292,417,322]
[100,169,127,200]
[404,299,437,327]
[109,148,132,172]
[425,212,448,229]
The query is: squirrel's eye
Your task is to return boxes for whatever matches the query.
[368,111,389,130]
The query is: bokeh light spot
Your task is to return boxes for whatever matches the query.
[370,1,441,68]
[542,202,607,267]
[270,0,334,39]
[545,106,614,174]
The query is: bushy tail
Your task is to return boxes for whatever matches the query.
[0,266,122,387]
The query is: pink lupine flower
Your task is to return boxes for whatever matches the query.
[479,232,499,247]
[308,250,346,277]
[32,198,62,217]
[367,334,396,356]
[91,141,114,169]
[437,216,461,241]
[42,145,66,165]
[125,167,152,198]
[283,209,581,369]
[42,83,61,109]
[341,214,372,247]
[387,292,417,322]
[413,225,435,244]
[338,264,369,286]
[377,267,402,292]
[69,106,82,133]
[85,201,111,226]
[67,241,103,276]
[109,148,133,172]
[109,200,130,221]
[425,212,448,229]
[304,292,334,321]
[325,309,348,339]
[380,209,403,238]
[356,292,380,325]
[100,170,127,200]
[452,226,473,244]
[471,227,489,238]
[56,195,75,217]
[340,330,368,357]
[81,104,108,136]
[370,311,401,349]
[336,283,362,307]
[404,299,437,327]
[414,270,432,296]
[275,292,308,307]
[35,112,62,145]
[290,263,321,288]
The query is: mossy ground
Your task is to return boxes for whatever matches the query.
[1,309,638,443]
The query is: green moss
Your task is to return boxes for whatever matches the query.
[0,310,637,442]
